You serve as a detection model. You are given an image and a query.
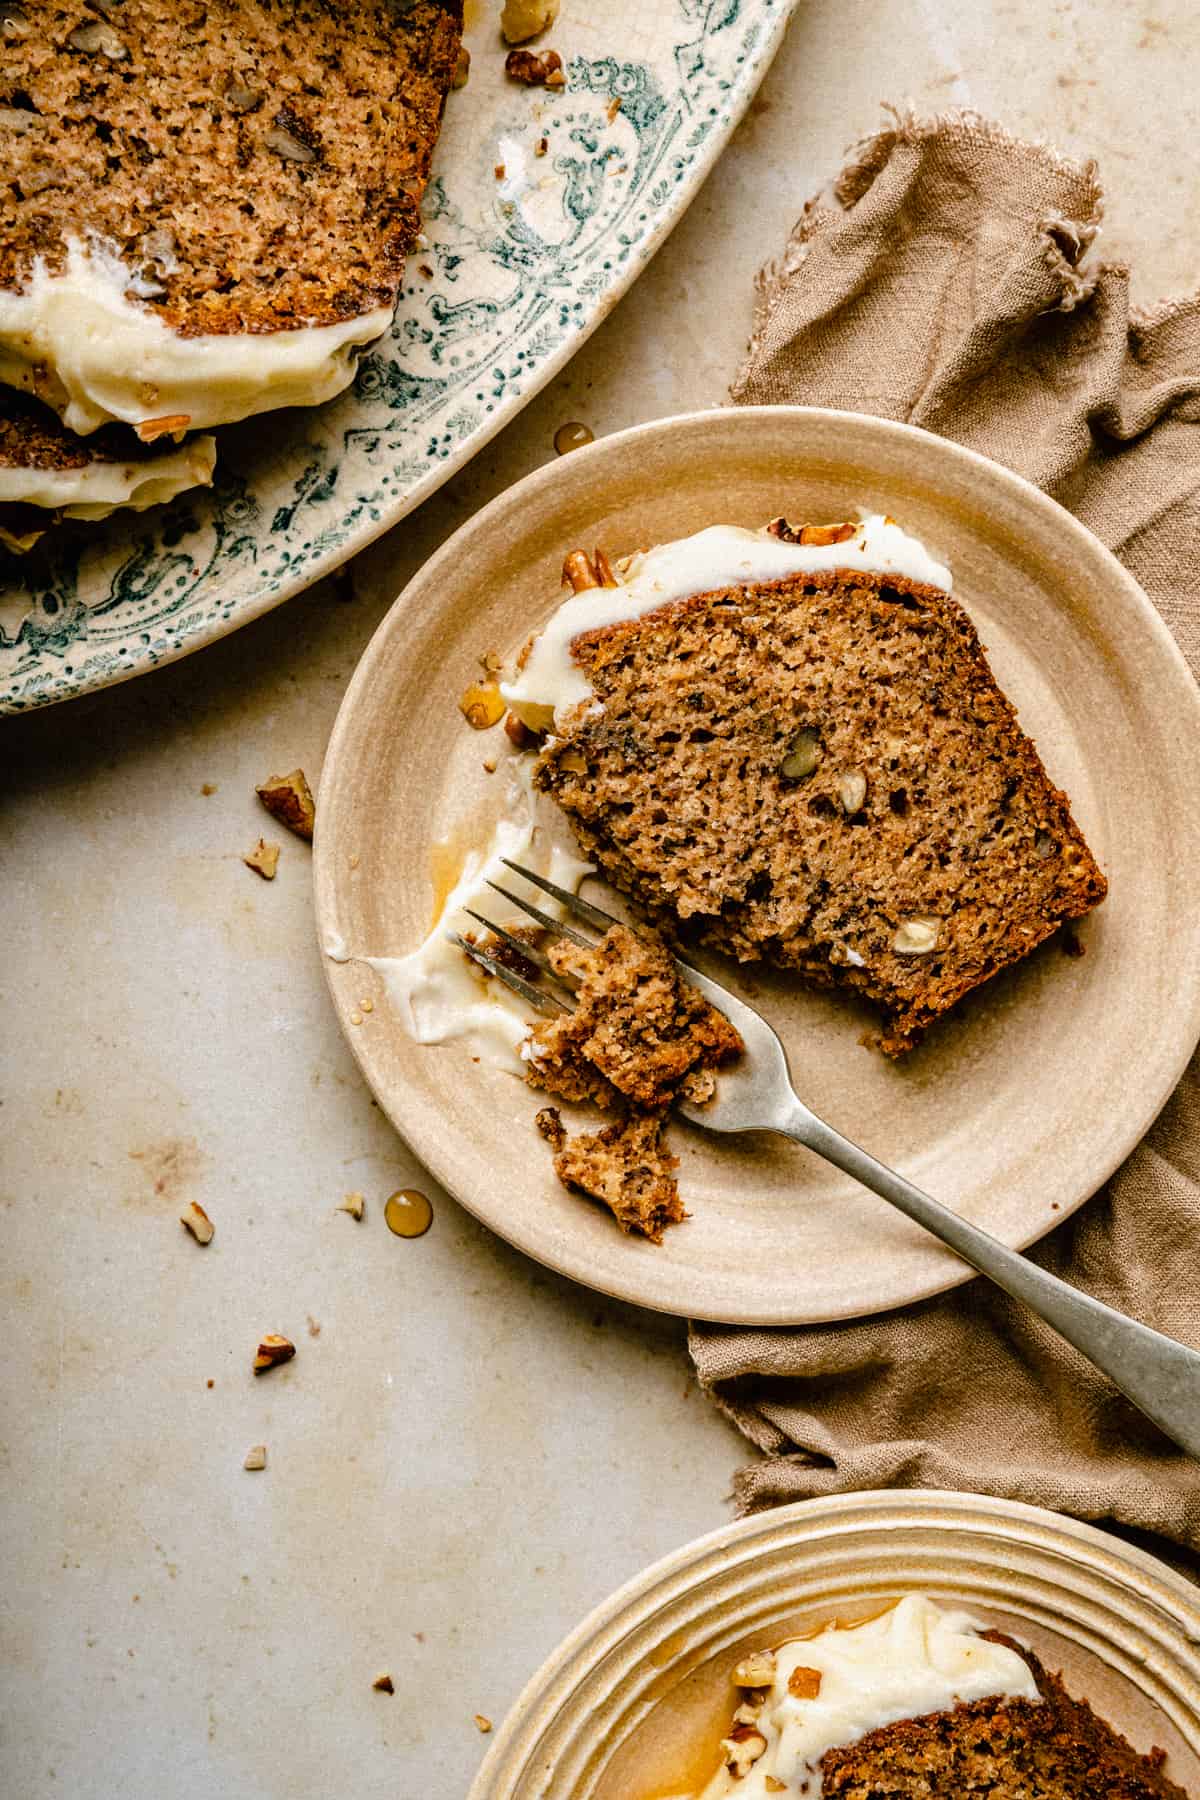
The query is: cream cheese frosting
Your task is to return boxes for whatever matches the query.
[689,1595,1039,1800]
[361,763,592,1074]
[0,238,393,435]
[0,433,216,520]
[501,516,953,733]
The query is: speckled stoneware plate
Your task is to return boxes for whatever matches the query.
[466,1491,1200,1798]
[314,406,1200,1326]
[0,0,795,714]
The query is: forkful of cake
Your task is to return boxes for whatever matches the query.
[455,861,1200,1463]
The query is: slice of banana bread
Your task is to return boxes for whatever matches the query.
[820,1636,1190,1800]
[534,567,1107,1055]
[1,0,462,424]
[0,390,214,546]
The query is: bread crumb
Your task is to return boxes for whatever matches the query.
[243,838,280,880]
[474,1713,493,1733]
[373,1673,395,1695]
[306,1314,321,1338]
[338,1192,366,1221]
[200,782,217,796]
[243,1445,267,1471]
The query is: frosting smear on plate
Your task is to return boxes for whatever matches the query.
[680,1596,1039,1799]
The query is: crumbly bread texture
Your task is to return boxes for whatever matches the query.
[535,567,1108,1055]
[520,921,742,1242]
[821,1635,1190,1800]
[526,922,743,1111]
[536,1107,685,1244]
[1,0,462,335]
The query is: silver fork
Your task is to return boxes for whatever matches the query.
[453,858,1200,1461]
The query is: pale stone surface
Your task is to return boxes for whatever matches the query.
[3,5,1198,1795]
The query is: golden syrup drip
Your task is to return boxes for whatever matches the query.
[554,420,595,456]
[608,1602,905,1800]
[428,836,467,928]
[384,1190,434,1239]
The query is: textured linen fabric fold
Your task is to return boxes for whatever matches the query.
[691,107,1200,1560]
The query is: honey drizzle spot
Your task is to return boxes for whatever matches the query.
[384,1190,434,1239]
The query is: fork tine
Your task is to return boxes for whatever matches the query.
[462,908,576,987]
[447,932,570,1016]
[486,881,594,949]
[500,859,620,933]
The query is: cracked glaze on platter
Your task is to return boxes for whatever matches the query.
[0,0,795,714]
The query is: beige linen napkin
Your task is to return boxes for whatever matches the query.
[691,109,1200,1556]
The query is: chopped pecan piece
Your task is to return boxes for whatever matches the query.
[767,517,856,546]
[253,1334,295,1374]
[243,838,280,880]
[256,769,315,841]
[505,47,564,86]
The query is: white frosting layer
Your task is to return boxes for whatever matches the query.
[0,434,216,519]
[364,765,592,1074]
[501,516,953,732]
[0,239,393,434]
[693,1596,1039,1800]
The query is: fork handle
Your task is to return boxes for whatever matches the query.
[786,1104,1200,1460]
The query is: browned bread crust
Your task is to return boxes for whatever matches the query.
[821,1633,1191,1798]
[1,0,463,335]
[535,568,1107,1055]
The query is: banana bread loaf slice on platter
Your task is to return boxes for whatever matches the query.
[0,390,214,552]
[0,0,463,434]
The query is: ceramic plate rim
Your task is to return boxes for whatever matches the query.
[314,405,1200,1325]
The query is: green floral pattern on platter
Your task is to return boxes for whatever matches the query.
[0,0,795,713]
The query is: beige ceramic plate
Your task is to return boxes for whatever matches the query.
[315,407,1200,1325]
[466,1490,1200,1798]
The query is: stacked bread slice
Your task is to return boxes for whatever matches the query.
[0,0,463,544]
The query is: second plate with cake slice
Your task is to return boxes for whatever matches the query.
[315,407,1200,1326]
